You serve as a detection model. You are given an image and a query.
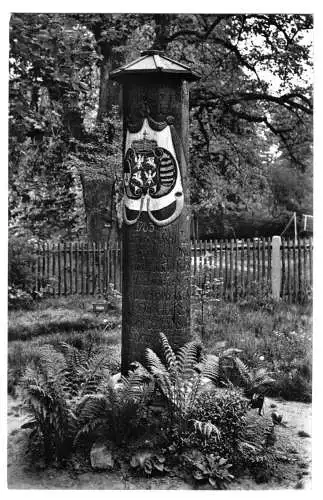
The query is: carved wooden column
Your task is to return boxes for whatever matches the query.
[111,51,199,373]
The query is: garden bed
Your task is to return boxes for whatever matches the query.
[7,296,312,489]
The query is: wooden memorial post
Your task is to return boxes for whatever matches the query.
[110,50,199,374]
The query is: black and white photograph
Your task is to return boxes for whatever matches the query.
[5,5,315,491]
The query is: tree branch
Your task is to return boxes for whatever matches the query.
[167,15,229,43]
[226,91,312,114]
[228,106,306,167]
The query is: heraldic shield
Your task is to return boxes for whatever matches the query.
[123,118,184,226]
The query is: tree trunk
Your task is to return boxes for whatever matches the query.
[80,40,123,243]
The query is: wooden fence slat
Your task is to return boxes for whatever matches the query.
[223,240,228,299]
[218,239,223,297]
[69,242,73,295]
[261,237,266,282]
[257,238,261,284]
[293,238,297,302]
[310,238,313,283]
[46,241,50,290]
[287,239,291,303]
[57,242,61,296]
[246,239,250,295]
[42,242,46,289]
[252,239,256,288]
[281,238,286,299]
[234,239,238,300]
[193,239,197,275]
[114,242,118,291]
[63,242,67,296]
[86,242,89,295]
[74,242,78,294]
[267,237,271,282]
[52,242,56,296]
[92,242,96,295]
[298,237,302,302]
[230,239,234,302]
[241,238,245,297]
[305,237,309,285]
[204,239,208,283]
[97,241,101,295]
[209,239,214,288]
[80,242,84,295]
[35,242,39,292]
[103,241,107,295]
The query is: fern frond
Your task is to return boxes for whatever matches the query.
[222,348,243,357]
[56,341,86,366]
[76,393,108,422]
[176,341,201,377]
[193,419,221,440]
[233,357,252,386]
[159,333,176,371]
[145,348,167,374]
[201,355,220,385]
[186,373,202,411]
[73,417,110,445]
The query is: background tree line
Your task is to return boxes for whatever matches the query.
[9,13,313,242]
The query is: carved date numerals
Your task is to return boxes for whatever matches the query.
[136,221,154,233]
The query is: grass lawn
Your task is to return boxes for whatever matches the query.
[8,296,122,396]
[8,294,312,402]
[192,298,312,402]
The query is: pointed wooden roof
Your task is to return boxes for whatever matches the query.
[110,50,200,82]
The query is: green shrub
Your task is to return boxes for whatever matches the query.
[8,236,45,309]
[188,388,248,457]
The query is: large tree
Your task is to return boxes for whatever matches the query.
[9,14,313,240]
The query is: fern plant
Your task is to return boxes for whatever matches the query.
[74,363,155,447]
[231,358,275,399]
[55,341,111,399]
[21,341,114,464]
[21,344,77,464]
[145,333,223,441]
[145,333,203,424]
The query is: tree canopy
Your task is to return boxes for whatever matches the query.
[9,13,313,240]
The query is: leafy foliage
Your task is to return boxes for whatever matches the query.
[130,451,166,476]
[21,344,77,463]
[188,388,248,457]
[145,333,204,428]
[232,357,275,398]
[8,236,45,309]
[74,364,154,446]
[183,450,234,489]
[21,340,114,463]
[9,14,312,240]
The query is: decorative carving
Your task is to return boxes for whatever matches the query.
[123,118,184,227]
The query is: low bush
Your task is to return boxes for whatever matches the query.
[18,333,276,489]
[188,389,248,457]
[8,236,48,309]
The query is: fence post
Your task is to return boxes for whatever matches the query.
[271,236,282,300]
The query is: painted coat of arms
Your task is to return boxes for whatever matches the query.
[123,119,184,226]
